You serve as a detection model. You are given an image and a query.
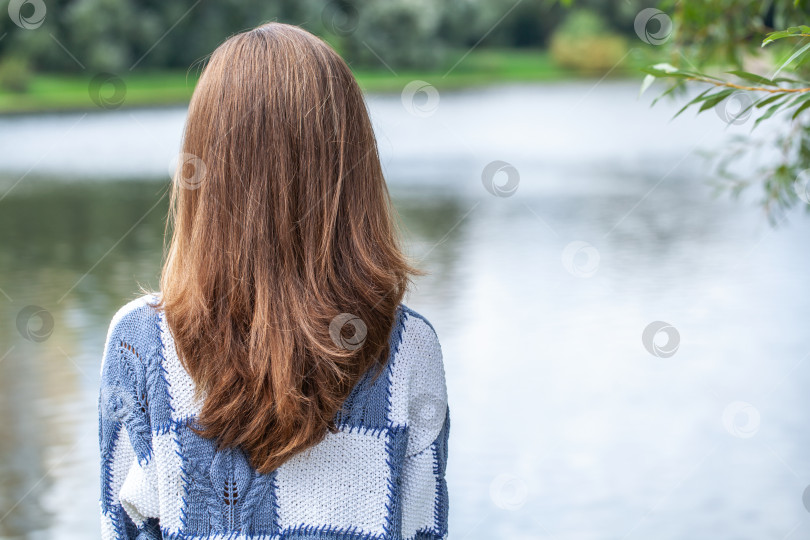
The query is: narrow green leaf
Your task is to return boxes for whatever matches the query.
[672,88,711,119]
[679,71,725,82]
[698,89,734,113]
[639,74,656,97]
[755,93,788,108]
[763,30,793,46]
[753,101,784,128]
[786,91,810,108]
[692,89,730,103]
[762,27,810,46]
[792,98,810,119]
[727,70,774,85]
[651,82,682,107]
[773,41,810,77]
[640,67,689,79]
[650,63,679,73]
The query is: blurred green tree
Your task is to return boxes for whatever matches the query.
[0,0,657,74]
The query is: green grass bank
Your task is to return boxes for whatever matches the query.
[0,49,641,114]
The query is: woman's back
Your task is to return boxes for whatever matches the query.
[97,21,448,539]
[98,294,449,539]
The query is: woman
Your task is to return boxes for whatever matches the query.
[98,22,449,540]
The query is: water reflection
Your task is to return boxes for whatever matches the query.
[0,179,476,540]
[2,85,810,539]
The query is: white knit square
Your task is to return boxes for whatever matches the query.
[387,313,447,456]
[400,445,439,539]
[100,429,136,539]
[120,456,160,527]
[109,429,135,507]
[158,312,203,420]
[100,508,117,540]
[153,430,185,534]
[275,429,390,535]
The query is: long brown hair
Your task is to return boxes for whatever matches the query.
[158,22,416,473]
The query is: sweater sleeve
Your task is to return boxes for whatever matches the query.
[397,310,450,539]
[98,302,162,540]
[399,409,450,539]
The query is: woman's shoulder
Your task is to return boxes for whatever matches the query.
[392,304,443,377]
[101,293,162,369]
[107,292,160,326]
[389,304,448,457]
[398,303,437,332]
[395,303,440,353]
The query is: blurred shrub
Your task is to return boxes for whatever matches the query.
[0,56,33,93]
[549,9,628,74]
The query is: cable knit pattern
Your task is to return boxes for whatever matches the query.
[98,294,449,540]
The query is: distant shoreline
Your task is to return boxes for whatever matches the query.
[0,49,639,115]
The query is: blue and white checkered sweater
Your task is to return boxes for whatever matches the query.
[98,294,449,540]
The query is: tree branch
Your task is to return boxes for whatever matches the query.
[686,76,810,94]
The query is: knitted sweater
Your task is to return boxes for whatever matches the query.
[98,294,449,540]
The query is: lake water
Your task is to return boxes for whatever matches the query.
[1,81,810,539]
